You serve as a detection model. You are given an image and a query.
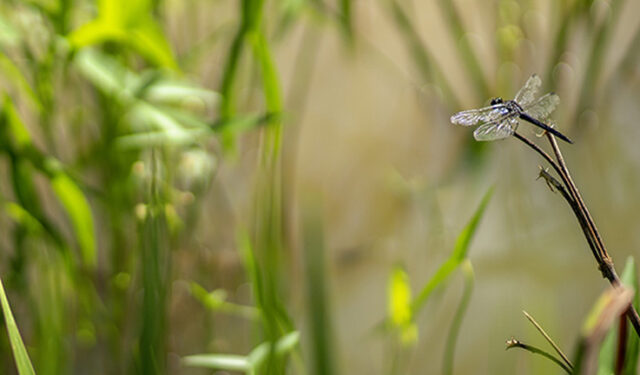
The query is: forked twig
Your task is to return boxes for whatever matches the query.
[512,128,640,338]
[522,310,573,370]
[506,338,572,374]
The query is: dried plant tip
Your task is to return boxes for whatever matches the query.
[505,338,521,350]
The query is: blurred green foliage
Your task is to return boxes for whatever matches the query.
[0,0,639,374]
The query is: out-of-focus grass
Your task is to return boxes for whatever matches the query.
[0,277,35,375]
[0,0,639,374]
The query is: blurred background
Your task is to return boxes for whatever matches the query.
[1,0,640,374]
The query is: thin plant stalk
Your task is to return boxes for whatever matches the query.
[506,338,572,374]
[443,261,474,375]
[512,129,640,338]
[522,310,573,370]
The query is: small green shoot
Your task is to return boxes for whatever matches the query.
[183,331,300,375]
[411,186,493,315]
[0,277,36,375]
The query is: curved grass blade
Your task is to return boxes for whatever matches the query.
[523,311,573,371]
[49,173,96,268]
[506,338,571,374]
[385,0,460,109]
[183,332,300,374]
[188,282,259,320]
[411,186,493,314]
[0,277,36,375]
[436,0,489,100]
[183,354,250,372]
[443,260,474,375]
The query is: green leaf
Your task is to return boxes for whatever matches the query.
[411,186,493,314]
[182,354,249,372]
[128,19,178,69]
[49,172,96,268]
[73,49,132,97]
[2,96,32,151]
[67,0,177,69]
[4,202,44,234]
[597,258,640,375]
[67,20,127,49]
[183,331,300,373]
[246,331,300,369]
[0,277,36,375]
[188,282,259,319]
[0,56,41,112]
[573,287,634,374]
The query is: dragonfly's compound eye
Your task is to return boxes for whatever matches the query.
[490,97,503,105]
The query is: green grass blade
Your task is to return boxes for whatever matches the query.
[506,339,572,373]
[385,0,460,109]
[436,0,489,100]
[620,257,639,375]
[247,331,301,370]
[0,54,41,112]
[522,311,573,371]
[183,354,250,372]
[68,0,177,69]
[572,0,624,130]
[189,282,259,320]
[442,260,474,375]
[0,277,36,375]
[49,173,96,268]
[411,186,493,314]
[339,0,354,42]
[303,203,337,375]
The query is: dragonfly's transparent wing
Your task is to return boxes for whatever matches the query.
[450,104,510,126]
[514,74,542,107]
[473,117,518,141]
[522,92,560,121]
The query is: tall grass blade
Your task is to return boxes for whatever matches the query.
[339,0,354,42]
[303,204,337,375]
[436,0,490,100]
[0,277,36,375]
[411,186,493,314]
[137,155,170,375]
[572,0,624,130]
[442,260,474,375]
[50,173,96,268]
[385,0,460,109]
[543,0,592,87]
[523,311,573,370]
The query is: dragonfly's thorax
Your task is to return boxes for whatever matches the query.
[505,100,523,114]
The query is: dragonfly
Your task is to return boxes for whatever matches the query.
[450,74,572,143]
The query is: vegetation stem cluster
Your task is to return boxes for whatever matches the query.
[512,129,640,338]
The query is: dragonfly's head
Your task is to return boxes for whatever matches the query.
[490,97,504,105]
